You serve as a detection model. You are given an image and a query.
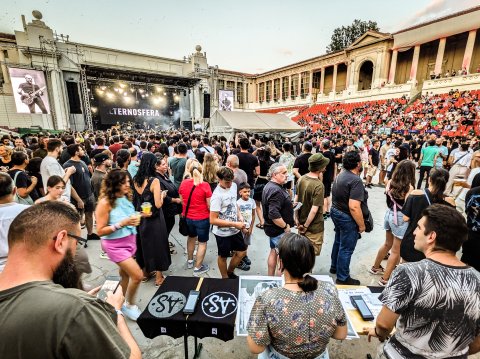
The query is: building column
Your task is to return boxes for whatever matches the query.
[463,29,477,73]
[320,67,325,94]
[279,77,283,100]
[309,70,313,95]
[263,81,266,102]
[0,50,10,85]
[288,75,292,98]
[243,82,247,104]
[434,38,447,75]
[388,50,398,84]
[297,73,301,97]
[256,83,259,102]
[374,51,383,87]
[271,79,274,101]
[332,64,338,93]
[409,45,421,82]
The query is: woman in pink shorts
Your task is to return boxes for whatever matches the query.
[96,169,148,321]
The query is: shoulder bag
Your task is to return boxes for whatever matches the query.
[13,171,34,205]
[178,185,196,236]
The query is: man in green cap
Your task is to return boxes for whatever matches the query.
[294,153,329,256]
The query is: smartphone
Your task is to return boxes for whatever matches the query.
[97,276,122,302]
[293,202,303,211]
[183,290,200,314]
[350,295,374,321]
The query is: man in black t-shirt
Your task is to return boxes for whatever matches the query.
[17,74,48,114]
[320,140,336,218]
[237,138,259,192]
[293,142,312,181]
[63,144,98,241]
[330,151,366,285]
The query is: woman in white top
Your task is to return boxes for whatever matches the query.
[445,144,472,195]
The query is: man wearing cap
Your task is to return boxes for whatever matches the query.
[295,153,329,256]
[91,152,112,202]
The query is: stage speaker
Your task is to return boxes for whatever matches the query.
[65,81,82,114]
[203,93,210,118]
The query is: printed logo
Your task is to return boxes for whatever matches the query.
[148,291,186,318]
[212,328,217,335]
[201,291,237,319]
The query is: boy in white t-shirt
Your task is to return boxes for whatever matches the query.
[236,183,256,270]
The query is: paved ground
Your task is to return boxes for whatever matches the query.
[82,179,480,359]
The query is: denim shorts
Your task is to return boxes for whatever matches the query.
[269,233,284,250]
[384,208,408,239]
[186,218,210,243]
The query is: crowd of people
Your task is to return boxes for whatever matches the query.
[0,108,479,358]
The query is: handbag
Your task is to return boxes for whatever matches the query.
[13,171,34,205]
[179,185,196,236]
[361,190,374,233]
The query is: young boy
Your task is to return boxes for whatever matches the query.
[236,183,256,270]
[210,167,247,279]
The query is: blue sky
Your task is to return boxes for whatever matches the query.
[1,0,479,73]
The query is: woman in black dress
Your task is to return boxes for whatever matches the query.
[155,153,182,239]
[133,152,171,287]
[253,147,274,228]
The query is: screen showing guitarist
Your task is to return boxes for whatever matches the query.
[17,74,48,114]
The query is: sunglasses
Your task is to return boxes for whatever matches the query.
[51,232,88,247]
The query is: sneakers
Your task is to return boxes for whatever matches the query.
[193,264,210,276]
[87,233,101,240]
[365,183,373,189]
[378,277,388,286]
[121,303,142,321]
[187,260,194,269]
[368,266,385,275]
[329,267,337,274]
[237,260,251,271]
[243,256,251,265]
[227,272,238,279]
[99,251,109,259]
[335,277,361,285]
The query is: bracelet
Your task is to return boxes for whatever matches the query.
[282,224,288,229]
[115,309,124,317]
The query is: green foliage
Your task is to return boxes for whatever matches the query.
[326,19,380,53]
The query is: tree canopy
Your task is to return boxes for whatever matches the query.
[326,19,380,53]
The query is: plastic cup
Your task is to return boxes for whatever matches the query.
[141,202,152,214]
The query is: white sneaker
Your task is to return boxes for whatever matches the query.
[187,260,194,269]
[121,303,142,321]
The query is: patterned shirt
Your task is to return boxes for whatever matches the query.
[381,259,480,359]
[247,282,346,359]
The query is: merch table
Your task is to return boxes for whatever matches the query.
[137,276,239,359]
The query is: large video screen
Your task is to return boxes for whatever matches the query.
[219,90,234,111]
[93,86,180,129]
[9,67,51,114]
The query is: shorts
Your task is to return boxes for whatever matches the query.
[76,194,95,213]
[215,232,247,258]
[101,234,137,263]
[323,180,332,197]
[384,209,408,239]
[186,218,210,243]
[367,166,378,178]
[269,233,284,250]
[304,230,324,256]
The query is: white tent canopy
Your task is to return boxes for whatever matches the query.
[207,111,303,139]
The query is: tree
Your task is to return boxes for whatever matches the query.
[326,19,380,53]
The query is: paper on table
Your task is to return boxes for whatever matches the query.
[311,275,334,284]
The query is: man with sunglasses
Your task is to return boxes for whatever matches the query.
[0,201,141,358]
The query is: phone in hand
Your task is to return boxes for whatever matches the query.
[97,276,122,302]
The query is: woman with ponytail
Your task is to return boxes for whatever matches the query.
[400,168,456,263]
[247,233,347,359]
[178,159,212,275]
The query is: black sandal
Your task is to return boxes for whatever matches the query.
[256,223,264,229]
[169,241,175,248]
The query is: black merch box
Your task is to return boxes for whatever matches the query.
[137,276,239,342]
[138,276,199,339]
[187,277,238,341]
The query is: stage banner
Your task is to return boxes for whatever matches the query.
[97,93,179,129]
[9,68,50,114]
[219,90,234,111]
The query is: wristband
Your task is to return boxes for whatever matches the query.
[115,309,124,317]
[282,223,288,229]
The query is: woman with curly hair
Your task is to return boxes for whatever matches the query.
[203,153,219,192]
[133,152,171,287]
[95,169,143,320]
[368,160,416,286]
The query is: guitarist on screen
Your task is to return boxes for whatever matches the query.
[17,74,48,114]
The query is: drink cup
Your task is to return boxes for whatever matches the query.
[141,202,152,214]
[131,211,142,226]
